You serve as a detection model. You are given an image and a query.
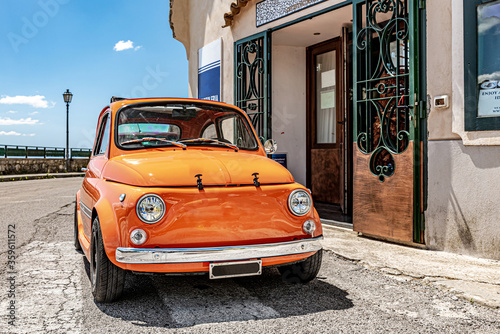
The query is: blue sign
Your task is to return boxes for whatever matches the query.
[271,153,287,169]
[198,39,221,101]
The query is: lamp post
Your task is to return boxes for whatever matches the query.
[62,89,73,172]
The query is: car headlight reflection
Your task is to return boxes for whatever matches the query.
[136,194,166,224]
[288,189,312,216]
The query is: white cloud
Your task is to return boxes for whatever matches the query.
[0,131,21,136]
[22,133,35,137]
[0,95,54,108]
[29,111,39,115]
[114,40,133,51]
[114,40,141,52]
[7,110,17,114]
[0,117,39,125]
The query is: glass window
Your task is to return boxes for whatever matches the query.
[201,123,217,139]
[94,114,110,156]
[464,0,500,131]
[315,50,337,144]
[116,102,258,150]
[477,0,500,117]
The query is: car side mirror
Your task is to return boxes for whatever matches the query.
[264,139,277,154]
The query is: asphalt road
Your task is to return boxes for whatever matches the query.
[1,178,499,333]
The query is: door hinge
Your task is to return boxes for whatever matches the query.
[419,0,425,10]
[419,101,427,119]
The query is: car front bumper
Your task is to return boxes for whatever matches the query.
[115,236,323,264]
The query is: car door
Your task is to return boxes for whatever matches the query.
[80,111,111,239]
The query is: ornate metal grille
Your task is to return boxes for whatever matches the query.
[354,0,412,182]
[235,32,271,140]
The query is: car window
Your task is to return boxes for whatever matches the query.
[201,123,217,139]
[94,114,110,156]
[116,103,258,150]
[219,115,255,148]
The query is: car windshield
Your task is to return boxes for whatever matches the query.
[116,102,258,150]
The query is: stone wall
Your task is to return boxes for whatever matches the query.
[0,158,89,175]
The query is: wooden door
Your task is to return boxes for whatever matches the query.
[352,0,423,243]
[307,38,344,205]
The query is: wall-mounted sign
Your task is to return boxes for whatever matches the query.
[477,84,500,117]
[198,38,222,101]
[271,153,287,169]
[256,0,327,27]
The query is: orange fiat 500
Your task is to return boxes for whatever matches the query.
[75,97,323,302]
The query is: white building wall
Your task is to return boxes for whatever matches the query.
[271,45,307,185]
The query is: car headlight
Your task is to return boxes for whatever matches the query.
[288,189,312,216]
[136,194,166,224]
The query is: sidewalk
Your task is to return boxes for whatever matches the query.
[0,172,84,182]
[321,224,500,309]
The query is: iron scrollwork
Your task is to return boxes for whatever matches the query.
[235,35,268,139]
[355,0,411,182]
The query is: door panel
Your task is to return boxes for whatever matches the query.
[352,0,421,242]
[307,38,343,206]
[311,148,340,203]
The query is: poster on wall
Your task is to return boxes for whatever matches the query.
[198,38,222,102]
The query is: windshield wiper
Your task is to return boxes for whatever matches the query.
[179,138,239,151]
[121,137,187,149]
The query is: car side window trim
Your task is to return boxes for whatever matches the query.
[93,112,111,157]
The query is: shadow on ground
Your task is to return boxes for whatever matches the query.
[83,256,353,329]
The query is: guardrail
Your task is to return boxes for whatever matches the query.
[0,145,91,159]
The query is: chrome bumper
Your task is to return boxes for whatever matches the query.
[115,236,323,264]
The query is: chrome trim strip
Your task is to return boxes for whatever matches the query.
[115,236,323,264]
[79,201,92,219]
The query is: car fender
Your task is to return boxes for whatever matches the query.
[93,196,123,266]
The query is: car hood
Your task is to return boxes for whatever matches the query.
[102,150,294,187]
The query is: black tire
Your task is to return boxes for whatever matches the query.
[278,250,322,284]
[90,216,125,303]
[74,202,82,252]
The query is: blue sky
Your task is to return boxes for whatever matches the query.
[0,0,188,149]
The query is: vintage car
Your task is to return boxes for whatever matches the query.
[75,97,323,302]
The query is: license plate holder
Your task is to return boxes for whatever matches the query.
[209,260,262,279]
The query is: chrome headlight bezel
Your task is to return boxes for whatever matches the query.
[288,189,312,217]
[136,193,166,224]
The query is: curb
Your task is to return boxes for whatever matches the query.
[0,173,85,182]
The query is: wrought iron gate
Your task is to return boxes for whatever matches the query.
[352,0,424,243]
[234,31,272,140]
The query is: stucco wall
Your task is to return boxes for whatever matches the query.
[271,45,307,185]
[426,140,500,260]
[423,0,500,260]
[426,0,458,140]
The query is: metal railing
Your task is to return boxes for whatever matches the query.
[0,145,91,159]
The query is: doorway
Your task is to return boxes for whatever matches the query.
[306,38,350,222]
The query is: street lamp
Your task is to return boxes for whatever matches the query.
[63,89,73,172]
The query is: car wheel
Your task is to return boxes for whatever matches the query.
[90,216,125,303]
[278,250,322,284]
[74,202,82,252]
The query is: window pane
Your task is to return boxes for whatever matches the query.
[477,0,500,117]
[315,50,336,144]
[98,116,110,155]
